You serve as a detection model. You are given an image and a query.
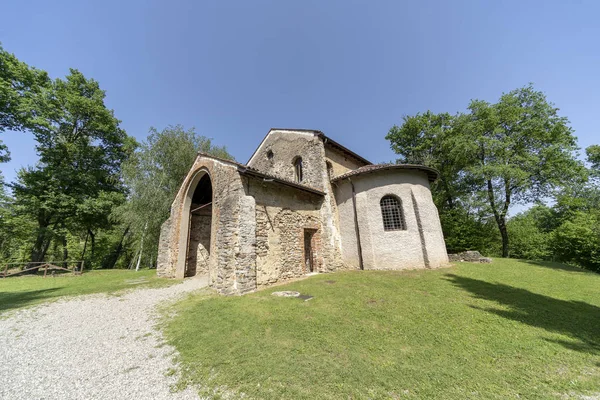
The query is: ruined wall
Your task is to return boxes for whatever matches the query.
[156,156,257,295]
[247,130,326,191]
[334,170,448,270]
[246,176,325,287]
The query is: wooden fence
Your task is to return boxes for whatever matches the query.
[1,261,85,278]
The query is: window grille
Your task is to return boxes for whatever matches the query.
[380,195,406,231]
[294,157,303,182]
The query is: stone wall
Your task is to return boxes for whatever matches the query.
[185,211,211,276]
[247,130,327,191]
[247,129,348,273]
[245,175,325,287]
[156,155,257,295]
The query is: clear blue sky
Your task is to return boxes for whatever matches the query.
[1,0,599,187]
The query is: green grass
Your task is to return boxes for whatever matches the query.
[163,259,600,399]
[0,269,176,313]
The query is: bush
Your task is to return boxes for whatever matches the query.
[440,208,500,256]
[552,211,600,272]
[508,206,553,261]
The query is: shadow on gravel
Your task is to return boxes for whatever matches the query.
[445,274,600,355]
[0,288,62,313]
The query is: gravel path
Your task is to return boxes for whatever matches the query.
[0,276,209,400]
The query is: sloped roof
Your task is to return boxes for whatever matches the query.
[197,152,325,196]
[331,164,439,183]
[246,128,372,166]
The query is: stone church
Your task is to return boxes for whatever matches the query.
[157,128,448,295]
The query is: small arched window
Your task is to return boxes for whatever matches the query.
[294,157,303,183]
[380,195,406,231]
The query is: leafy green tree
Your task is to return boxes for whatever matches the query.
[387,111,472,210]
[552,211,600,272]
[386,112,498,255]
[12,69,132,264]
[440,208,500,255]
[587,145,600,172]
[459,86,583,256]
[120,125,232,268]
[507,205,554,260]
[387,85,584,257]
[0,44,50,162]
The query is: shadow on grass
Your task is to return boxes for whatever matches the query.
[0,288,62,313]
[446,274,600,355]
[521,259,595,274]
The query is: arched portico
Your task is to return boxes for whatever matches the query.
[175,168,213,279]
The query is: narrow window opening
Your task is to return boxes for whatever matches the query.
[266,149,274,161]
[380,195,406,231]
[326,161,333,181]
[294,157,303,183]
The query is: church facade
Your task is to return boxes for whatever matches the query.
[156,128,448,295]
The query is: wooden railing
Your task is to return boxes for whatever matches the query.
[1,261,85,278]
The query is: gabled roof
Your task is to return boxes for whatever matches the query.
[246,128,372,166]
[197,152,325,196]
[331,164,439,183]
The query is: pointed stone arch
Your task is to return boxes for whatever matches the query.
[175,168,213,279]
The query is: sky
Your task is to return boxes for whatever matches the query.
[1,0,599,190]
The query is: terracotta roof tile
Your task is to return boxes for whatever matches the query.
[331,164,439,183]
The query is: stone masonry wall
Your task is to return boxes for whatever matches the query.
[156,155,257,295]
[185,211,211,276]
[247,130,348,272]
[245,175,325,287]
[247,130,326,192]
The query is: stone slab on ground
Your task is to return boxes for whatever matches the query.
[448,251,493,264]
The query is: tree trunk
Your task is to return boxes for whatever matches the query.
[28,224,52,273]
[89,229,95,265]
[486,178,511,258]
[80,231,89,261]
[62,225,68,268]
[102,225,130,269]
[135,222,148,272]
[499,219,509,258]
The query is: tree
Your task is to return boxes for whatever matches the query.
[12,69,132,264]
[507,205,554,260]
[386,112,498,255]
[587,145,600,168]
[552,211,600,272]
[0,44,50,162]
[120,125,232,268]
[387,85,584,257]
[386,112,470,210]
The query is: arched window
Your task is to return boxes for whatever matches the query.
[294,157,303,183]
[380,195,406,231]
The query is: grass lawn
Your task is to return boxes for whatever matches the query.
[0,269,176,313]
[163,259,600,399]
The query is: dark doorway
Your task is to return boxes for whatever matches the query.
[304,229,316,273]
[186,174,212,277]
